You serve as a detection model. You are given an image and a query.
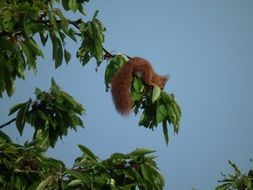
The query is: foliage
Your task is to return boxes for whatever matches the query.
[104,55,181,145]
[215,160,253,190]
[8,78,85,148]
[0,133,164,190]
[0,0,182,189]
[0,0,103,97]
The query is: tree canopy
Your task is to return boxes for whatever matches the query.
[0,0,181,189]
[1,1,251,190]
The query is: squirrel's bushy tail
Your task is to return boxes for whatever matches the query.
[111,64,133,116]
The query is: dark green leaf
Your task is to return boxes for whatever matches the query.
[62,0,70,10]
[162,121,169,146]
[39,32,48,46]
[53,37,63,68]
[16,105,27,135]
[156,104,167,123]
[0,130,12,143]
[67,170,91,183]
[64,49,71,64]
[9,102,26,115]
[241,175,251,188]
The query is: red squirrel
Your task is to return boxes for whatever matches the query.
[111,57,168,116]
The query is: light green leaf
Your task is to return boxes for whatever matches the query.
[140,164,152,183]
[68,179,82,187]
[68,0,78,12]
[36,176,55,190]
[130,148,155,156]
[78,144,97,160]
[152,85,161,102]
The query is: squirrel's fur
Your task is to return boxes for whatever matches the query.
[111,57,168,116]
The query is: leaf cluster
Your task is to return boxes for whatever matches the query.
[0,132,65,190]
[104,55,181,145]
[0,1,182,189]
[8,79,85,148]
[0,0,106,97]
[67,146,164,190]
[77,10,106,67]
[0,133,164,190]
[215,160,253,190]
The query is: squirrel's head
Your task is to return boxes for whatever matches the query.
[159,76,169,90]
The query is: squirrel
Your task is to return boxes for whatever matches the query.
[111,57,168,116]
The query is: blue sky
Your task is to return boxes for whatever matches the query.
[1,1,253,189]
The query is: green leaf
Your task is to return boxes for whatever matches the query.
[68,179,82,186]
[228,160,241,176]
[9,103,26,115]
[156,104,167,123]
[64,49,71,64]
[130,148,155,156]
[68,0,78,12]
[92,10,99,20]
[39,32,48,46]
[5,76,15,97]
[36,176,55,190]
[15,101,30,135]
[62,0,70,10]
[78,144,97,160]
[53,37,63,68]
[214,183,232,190]
[241,175,251,188]
[28,39,43,57]
[54,8,69,33]
[162,121,169,146]
[152,85,161,102]
[0,131,12,143]
[67,170,91,183]
[0,37,20,57]
[140,164,152,183]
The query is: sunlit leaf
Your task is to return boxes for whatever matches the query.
[68,179,82,186]
[78,144,97,160]
[152,85,160,102]
[68,0,78,12]
[130,148,155,156]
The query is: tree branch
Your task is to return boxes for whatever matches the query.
[0,118,16,129]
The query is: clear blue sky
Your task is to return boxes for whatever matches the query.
[1,1,253,189]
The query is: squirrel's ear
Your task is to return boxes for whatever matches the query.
[161,75,169,90]
[165,74,170,80]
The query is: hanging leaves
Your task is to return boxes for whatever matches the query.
[0,0,106,97]
[8,79,85,148]
[105,58,181,145]
[77,10,106,67]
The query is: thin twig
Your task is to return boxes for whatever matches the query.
[0,118,16,129]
